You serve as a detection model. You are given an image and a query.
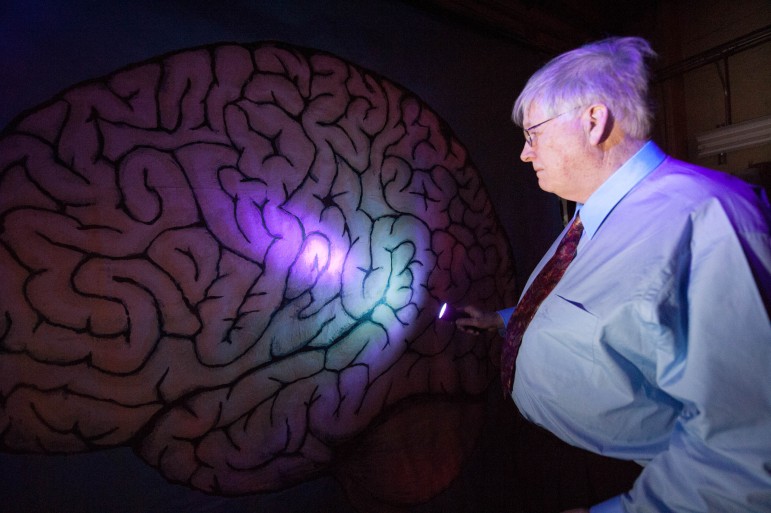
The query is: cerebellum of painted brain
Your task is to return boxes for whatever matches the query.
[0,42,515,503]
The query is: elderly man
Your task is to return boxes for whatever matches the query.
[459,37,771,512]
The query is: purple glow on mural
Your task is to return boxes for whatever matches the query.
[0,42,516,510]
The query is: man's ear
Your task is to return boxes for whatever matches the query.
[585,104,610,145]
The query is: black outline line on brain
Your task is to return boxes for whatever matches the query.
[0,42,516,506]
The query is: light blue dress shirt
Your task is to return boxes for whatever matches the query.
[502,141,771,512]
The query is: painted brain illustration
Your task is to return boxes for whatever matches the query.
[0,42,515,509]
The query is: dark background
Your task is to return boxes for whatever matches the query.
[0,0,579,293]
[2,1,767,511]
[0,3,573,510]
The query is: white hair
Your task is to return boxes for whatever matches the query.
[512,37,657,140]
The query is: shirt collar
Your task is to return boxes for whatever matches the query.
[576,140,666,239]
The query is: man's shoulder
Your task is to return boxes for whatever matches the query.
[640,157,770,219]
[653,157,754,193]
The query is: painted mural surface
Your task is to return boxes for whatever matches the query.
[0,42,515,510]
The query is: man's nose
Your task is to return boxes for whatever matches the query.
[520,142,534,163]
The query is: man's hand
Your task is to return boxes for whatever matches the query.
[455,305,504,334]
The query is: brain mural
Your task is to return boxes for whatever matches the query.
[0,42,516,510]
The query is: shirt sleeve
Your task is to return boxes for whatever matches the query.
[591,495,624,513]
[620,202,771,512]
[497,306,514,337]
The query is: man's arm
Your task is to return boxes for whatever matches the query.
[605,203,771,512]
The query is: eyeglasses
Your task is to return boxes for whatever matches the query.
[523,106,581,147]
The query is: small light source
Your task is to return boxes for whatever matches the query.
[437,302,480,334]
[437,302,469,322]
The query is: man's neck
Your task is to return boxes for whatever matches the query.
[572,137,647,203]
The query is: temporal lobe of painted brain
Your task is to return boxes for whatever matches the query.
[0,42,515,502]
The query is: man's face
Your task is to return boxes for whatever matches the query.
[520,103,588,202]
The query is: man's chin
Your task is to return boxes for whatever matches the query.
[535,176,552,193]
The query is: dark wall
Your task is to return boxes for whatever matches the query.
[0,1,562,511]
[0,0,563,288]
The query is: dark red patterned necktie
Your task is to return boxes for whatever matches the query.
[500,213,584,395]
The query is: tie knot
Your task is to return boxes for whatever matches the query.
[559,213,583,254]
[569,212,583,234]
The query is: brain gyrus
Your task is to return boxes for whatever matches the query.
[0,42,515,503]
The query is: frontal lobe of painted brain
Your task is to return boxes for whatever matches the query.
[0,42,515,502]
